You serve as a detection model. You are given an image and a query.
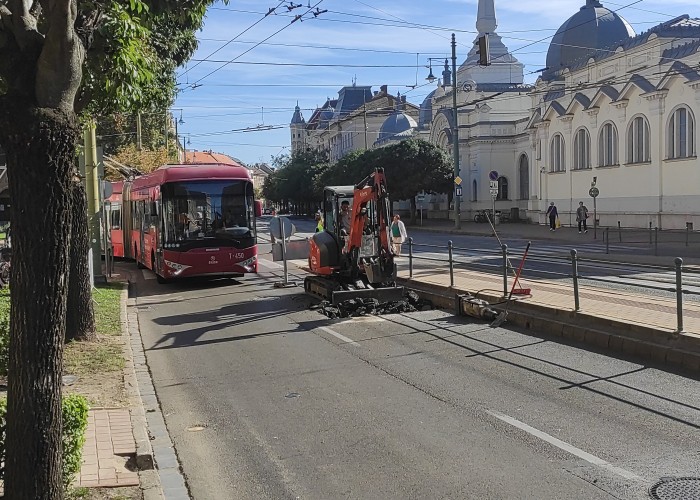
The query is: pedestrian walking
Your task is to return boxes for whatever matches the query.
[546,201,559,231]
[390,214,407,255]
[576,201,589,234]
[314,212,324,232]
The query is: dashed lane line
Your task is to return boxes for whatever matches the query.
[318,326,360,346]
[485,409,643,481]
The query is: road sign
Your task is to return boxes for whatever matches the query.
[269,216,296,240]
[454,176,463,186]
[489,180,498,190]
[489,170,499,181]
[416,194,425,202]
[455,186,462,197]
[589,187,600,198]
[490,188,498,197]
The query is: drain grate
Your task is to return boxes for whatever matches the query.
[649,477,700,500]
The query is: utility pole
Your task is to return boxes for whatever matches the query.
[136,111,142,151]
[164,112,169,157]
[451,33,461,229]
[84,124,104,282]
[363,103,368,150]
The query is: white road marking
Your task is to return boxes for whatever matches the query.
[318,326,360,346]
[141,270,156,280]
[338,316,385,324]
[258,259,284,271]
[486,409,642,481]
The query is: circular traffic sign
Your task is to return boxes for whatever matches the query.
[589,187,599,198]
[488,170,499,181]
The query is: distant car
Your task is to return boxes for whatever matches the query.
[263,208,272,215]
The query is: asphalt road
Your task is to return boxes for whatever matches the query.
[131,261,700,500]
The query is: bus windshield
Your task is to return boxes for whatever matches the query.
[161,180,255,247]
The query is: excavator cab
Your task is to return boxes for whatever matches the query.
[306,168,403,304]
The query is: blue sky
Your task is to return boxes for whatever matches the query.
[173,0,698,166]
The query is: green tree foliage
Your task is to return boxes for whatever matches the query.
[263,149,329,213]
[0,0,213,496]
[320,139,453,222]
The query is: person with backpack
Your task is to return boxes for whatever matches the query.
[576,201,589,234]
[390,214,407,255]
[546,202,559,231]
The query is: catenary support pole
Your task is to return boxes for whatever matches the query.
[84,124,103,282]
[408,237,413,278]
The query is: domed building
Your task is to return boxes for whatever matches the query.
[528,4,700,229]
[374,97,418,147]
[544,0,635,81]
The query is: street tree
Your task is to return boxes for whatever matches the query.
[264,149,328,213]
[0,0,209,496]
[320,139,453,224]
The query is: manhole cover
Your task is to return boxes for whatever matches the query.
[649,477,700,500]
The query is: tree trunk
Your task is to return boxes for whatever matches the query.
[66,180,96,342]
[410,197,417,225]
[2,104,77,499]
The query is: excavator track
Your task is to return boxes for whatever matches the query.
[304,275,404,305]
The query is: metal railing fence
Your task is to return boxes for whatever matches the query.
[405,237,700,333]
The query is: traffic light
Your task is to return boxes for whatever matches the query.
[477,34,490,66]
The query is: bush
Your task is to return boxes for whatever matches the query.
[0,393,89,489]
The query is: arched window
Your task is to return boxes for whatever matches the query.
[627,115,651,163]
[497,176,508,200]
[668,106,695,159]
[518,154,529,200]
[472,179,477,202]
[573,128,591,170]
[550,134,565,172]
[598,122,618,167]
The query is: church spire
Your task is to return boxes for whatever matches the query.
[476,0,497,34]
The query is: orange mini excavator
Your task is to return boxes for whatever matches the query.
[305,167,404,304]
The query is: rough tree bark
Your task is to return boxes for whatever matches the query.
[2,103,77,499]
[66,180,96,342]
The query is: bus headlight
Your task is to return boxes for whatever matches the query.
[238,255,257,272]
[164,259,191,275]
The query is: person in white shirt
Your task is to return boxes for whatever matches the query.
[390,214,407,255]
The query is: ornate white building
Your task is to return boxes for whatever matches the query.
[529,3,700,228]
[290,0,700,228]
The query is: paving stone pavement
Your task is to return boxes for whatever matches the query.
[75,408,140,488]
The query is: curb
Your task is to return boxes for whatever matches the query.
[125,290,191,500]
[399,278,700,374]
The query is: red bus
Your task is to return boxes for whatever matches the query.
[120,163,260,283]
[106,181,124,258]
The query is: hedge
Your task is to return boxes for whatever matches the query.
[0,393,89,489]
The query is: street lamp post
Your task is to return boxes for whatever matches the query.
[451,33,460,229]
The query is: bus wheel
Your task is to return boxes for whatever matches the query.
[135,245,145,269]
